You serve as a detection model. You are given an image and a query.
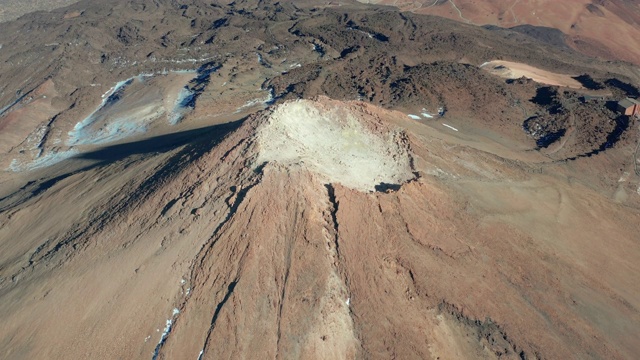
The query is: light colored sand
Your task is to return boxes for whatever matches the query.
[256,99,414,191]
[480,60,583,88]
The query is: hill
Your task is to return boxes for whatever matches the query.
[0,0,81,23]
[1,1,640,359]
[360,0,640,66]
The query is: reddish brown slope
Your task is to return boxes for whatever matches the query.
[1,98,639,359]
[361,0,640,65]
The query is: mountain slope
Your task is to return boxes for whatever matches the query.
[360,0,640,66]
[1,98,639,359]
[0,0,81,23]
[0,1,640,359]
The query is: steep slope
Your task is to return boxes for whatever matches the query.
[1,98,639,359]
[1,1,640,359]
[1,0,638,177]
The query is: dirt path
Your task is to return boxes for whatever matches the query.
[508,0,521,24]
[448,0,473,24]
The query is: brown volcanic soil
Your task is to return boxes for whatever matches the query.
[1,97,640,360]
[6,0,638,171]
[1,1,640,359]
[361,0,640,66]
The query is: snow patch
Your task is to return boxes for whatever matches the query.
[137,73,155,82]
[67,75,170,146]
[169,87,196,125]
[159,320,172,341]
[408,114,421,120]
[256,52,269,67]
[150,56,216,65]
[442,123,459,132]
[256,100,413,191]
[101,78,133,99]
[421,108,434,118]
[0,97,22,117]
[68,70,204,145]
[347,27,374,39]
[8,149,79,172]
[152,308,180,360]
[235,90,273,113]
[67,77,136,145]
[67,110,158,146]
[618,172,630,182]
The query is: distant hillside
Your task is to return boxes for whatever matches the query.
[0,0,80,23]
[359,0,640,66]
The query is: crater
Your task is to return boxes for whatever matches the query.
[255,99,414,191]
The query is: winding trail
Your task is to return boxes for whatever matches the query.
[508,0,521,24]
[448,0,473,24]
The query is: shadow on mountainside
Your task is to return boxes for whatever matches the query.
[77,119,243,162]
[0,120,244,211]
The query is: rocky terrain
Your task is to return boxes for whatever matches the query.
[1,0,640,359]
[361,0,640,66]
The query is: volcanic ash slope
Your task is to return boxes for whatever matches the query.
[1,98,639,359]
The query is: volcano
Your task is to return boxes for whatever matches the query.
[1,1,640,359]
[1,97,639,359]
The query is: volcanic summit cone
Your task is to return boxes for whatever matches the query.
[1,97,639,359]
